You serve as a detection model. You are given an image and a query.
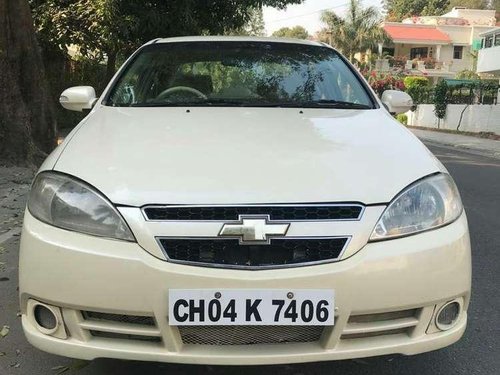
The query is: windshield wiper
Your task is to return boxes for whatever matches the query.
[129,99,372,109]
[130,99,255,107]
[223,100,373,109]
[293,100,372,109]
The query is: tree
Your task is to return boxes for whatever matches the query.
[446,0,488,11]
[272,25,309,39]
[383,0,449,21]
[31,0,303,82]
[320,0,388,62]
[0,0,56,165]
[455,69,480,80]
[433,80,448,128]
[495,0,500,11]
[227,6,266,36]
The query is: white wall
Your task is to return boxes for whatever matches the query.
[406,104,500,134]
[477,45,500,74]
[438,45,474,72]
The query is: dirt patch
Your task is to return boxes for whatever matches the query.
[0,167,35,236]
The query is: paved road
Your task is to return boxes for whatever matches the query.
[1,143,499,374]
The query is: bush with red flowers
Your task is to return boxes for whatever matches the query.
[362,71,405,96]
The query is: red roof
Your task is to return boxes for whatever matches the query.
[383,24,451,43]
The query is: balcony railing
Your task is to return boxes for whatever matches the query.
[374,56,453,73]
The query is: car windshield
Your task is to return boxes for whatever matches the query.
[106,41,375,109]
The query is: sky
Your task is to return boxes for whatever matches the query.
[263,0,383,36]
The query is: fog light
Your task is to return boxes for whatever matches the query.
[436,301,460,330]
[34,304,57,331]
[27,300,68,339]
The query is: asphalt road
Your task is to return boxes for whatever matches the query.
[1,142,499,374]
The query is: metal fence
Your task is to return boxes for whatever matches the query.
[411,80,499,106]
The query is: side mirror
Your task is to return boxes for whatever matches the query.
[381,90,413,114]
[59,86,97,112]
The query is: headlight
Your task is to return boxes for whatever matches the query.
[370,174,463,241]
[28,172,135,241]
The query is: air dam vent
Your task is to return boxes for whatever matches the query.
[179,325,325,345]
[143,204,364,221]
[82,311,156,326]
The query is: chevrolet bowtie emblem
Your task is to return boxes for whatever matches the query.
[218,215,290,244]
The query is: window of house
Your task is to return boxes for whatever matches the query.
[410,47,428,59]
[382,47,395,57]
[485,36,493,48]
[453,46,463,59]
[495,34,500,47]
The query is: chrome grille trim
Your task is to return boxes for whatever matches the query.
[156,236,351,270]
[142,203,365,222]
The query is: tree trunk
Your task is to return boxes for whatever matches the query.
[0,0,56,166]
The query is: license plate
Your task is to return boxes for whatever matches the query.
[168,289,334,326]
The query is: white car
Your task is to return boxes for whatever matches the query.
[20,37,471,365]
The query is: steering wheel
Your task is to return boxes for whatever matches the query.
[156,86,207,101]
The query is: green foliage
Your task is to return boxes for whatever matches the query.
[320,0,388,61]
[396,113,408,125]
[272,26,309,39]
[446,0,488,12]
[404,76,430,108]
[43,53,107,129]
[383,0,449,21]
[29,0,303,130]
[30,0,303,77]
[447,80,499,105]
[403,76,429,89]
[227,7,265,36]
[455,70,480,80]
[362,71,405,96]
[433,80,448,122]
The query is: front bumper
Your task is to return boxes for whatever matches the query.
[19,211,471,365]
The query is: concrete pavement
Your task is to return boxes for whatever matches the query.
[411,128,500,159]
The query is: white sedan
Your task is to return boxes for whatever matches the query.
[19,36,470,365]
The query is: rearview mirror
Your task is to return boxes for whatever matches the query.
[59,86,97,112]
[381,90,413,115]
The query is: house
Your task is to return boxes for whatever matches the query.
[377,8,497,80]
[477,28,500,76]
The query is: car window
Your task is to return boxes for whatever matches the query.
[106,41,374,109]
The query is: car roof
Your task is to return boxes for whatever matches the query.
[148,36,326,48]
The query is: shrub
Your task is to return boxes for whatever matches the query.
[362,71,405,96]
[396,113,408,125]
[404,76,431,108]
[403,76,429,89]
[423,57,436,69]
[455,70,480,80]
[433,80,448,127]
[389,55,408,69]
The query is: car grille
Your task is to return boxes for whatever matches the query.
[178,325,325,345]
[158,237,348,269]
[82,311,156,326]
[143,204,363,221]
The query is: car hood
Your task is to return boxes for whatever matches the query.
[53,106,443,206]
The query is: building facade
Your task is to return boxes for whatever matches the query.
[477,28,500,75]
[379,8,497,79]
